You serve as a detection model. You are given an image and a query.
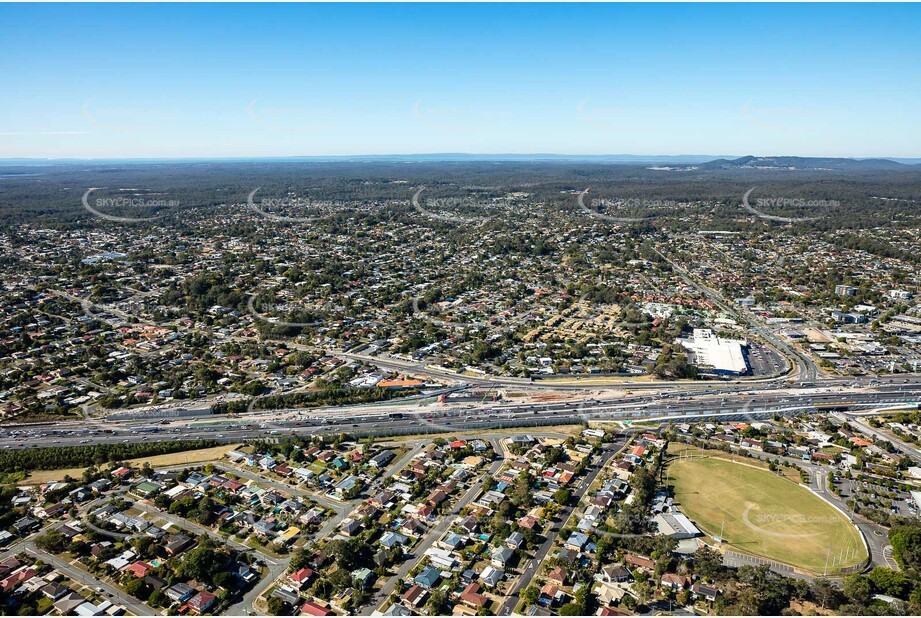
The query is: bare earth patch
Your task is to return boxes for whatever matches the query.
[22,443,241,485]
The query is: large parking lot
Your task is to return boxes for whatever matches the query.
[748,344,786,377]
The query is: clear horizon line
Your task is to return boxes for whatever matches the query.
[2,153,921,163]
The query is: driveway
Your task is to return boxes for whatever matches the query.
[366,440,505,615]
[499,444,620,614]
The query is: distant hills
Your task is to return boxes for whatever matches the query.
[0,154,729,166]
[698,155,918,172]
[1,154,919,169]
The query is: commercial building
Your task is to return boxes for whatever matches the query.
[652,512,702,539]
[677,329,749,376]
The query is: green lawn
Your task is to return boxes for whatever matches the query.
[668,456,866,574]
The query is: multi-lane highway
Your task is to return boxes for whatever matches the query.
[2,375,919,450]
[25,239,913,452]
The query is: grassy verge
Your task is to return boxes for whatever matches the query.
[381,424,585,444]
[24,443,240,484]
[667,443,801,483]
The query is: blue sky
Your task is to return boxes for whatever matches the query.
[1,3,919,159]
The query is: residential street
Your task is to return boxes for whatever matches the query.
[498,440,623,614]
[366,439,505,615]
[25,544,155,616]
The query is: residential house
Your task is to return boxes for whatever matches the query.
[124,562,152,579]
[547,566,568,586]
[599,564,631,583]
[540,583,565,607]
[480,566,503,588]
[564,532,589,552]
[505,531,525,549]
[401,584,428,609]
[54,592,86,615]
[624,553,655,572]
[40,582,69,600]
[13,517,39,535]
[491,546,515,568]
[188,591,218,614]
[300,601,332,616]
[692,583,719,602]
[413,565,441,589]
[380,531,408,549]
[164,534,194,556]
[660,573,691,590]
[459,582,489,610]
[165,583,195,603]
[272,587,302,607]
[369,450,395,469]
[437,532,464,551]
[288,568,315,590]
[352,568,374,589]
